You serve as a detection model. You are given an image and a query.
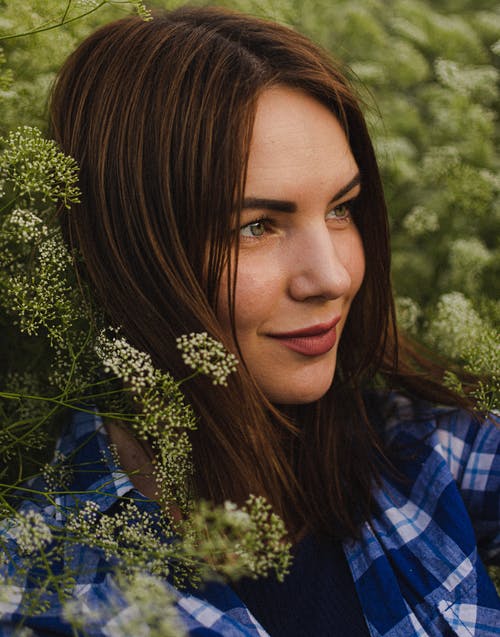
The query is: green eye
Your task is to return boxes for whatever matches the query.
[240,220,267,238]
[327,203,351,221]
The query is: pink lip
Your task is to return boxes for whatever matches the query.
[269,317,341,356]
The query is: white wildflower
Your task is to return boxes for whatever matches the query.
[66,501,100,535]
[64,571,184,637]
[11,510,52,555]
[422,146,461,180]
[374,136,417,182]
[395,296,421,334]
[118,572,184,637]
[95,329,156,392]
[95,328,198,510]
[176,332,238,386]
[235,495,292,582]
[106,443,122,468]
[0,126,80,207]
[42,451,73,490]
[184,496,291,583]
[442,371,465,396]
[6,230,80,344]
[435,58,499,103]
[427,292,499,375]
[62,596,103,631]
[1,208,48,245]
[448,238,492,296]
[67,501,174,575]
[223,500,251,527]
[129,0,153,21]
[402,205,439,238]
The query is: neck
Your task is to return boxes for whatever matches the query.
[105,420,159,500]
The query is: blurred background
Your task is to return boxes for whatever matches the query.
[0,0,498,406]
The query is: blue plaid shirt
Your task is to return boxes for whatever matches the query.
[1,393,499,636]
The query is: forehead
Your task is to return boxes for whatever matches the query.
[245,86,358,199]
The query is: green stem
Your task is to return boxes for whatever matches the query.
[61,0,73,24]
[0,403,59,456]
[0,198,17,215]
[0,393,139,425]
[0,3,107,42]
[60,327,93,395]
[177,371,200,386]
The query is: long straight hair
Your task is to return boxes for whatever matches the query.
[50,6,471,539]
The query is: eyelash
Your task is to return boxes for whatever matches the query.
[239,197,359,239]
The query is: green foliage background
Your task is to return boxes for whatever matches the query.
[0,0,499,599]
[1,0,498,401]
[0,0,498,440]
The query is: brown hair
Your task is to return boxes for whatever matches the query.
[50,5,472,539]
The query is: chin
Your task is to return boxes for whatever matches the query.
[265,374,334,405]
[276,390,331,405]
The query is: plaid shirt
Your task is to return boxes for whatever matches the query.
[1,393,499,636]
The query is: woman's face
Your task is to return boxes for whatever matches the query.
[217,86,365,404]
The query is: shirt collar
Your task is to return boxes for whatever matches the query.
[53,407,143,517]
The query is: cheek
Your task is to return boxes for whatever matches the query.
[352,235,366,294]
[216,259,283,336]
[338,229,365,298]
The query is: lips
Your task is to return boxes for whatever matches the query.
[268,317,341,356]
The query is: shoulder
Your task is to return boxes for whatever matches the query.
[369,391,500,565]
[345,393,500,636]
[375,390,499,480]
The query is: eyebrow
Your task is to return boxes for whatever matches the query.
[241,172,361,213]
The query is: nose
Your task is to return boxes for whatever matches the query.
[287,225,352,301]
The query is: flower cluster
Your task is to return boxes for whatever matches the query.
[235,495,292,582]
[117,572,184,637]
[41,451,73,491]
[395,296,421,334]
[7,510,52,556]
[66,500,170,570]
[427,292,499,374]
[94,328,198,510]
[0,200,84,350]
[427,292,499,410]
[95,328,239,510]
[1,207,46,247]
[182,496,291,583]
[176,332,238,386]
[64,492,292,592]
[402,205,440,238]
[95,329,156,392]
[435,58,499,104]
[0,209,47,290]
[1,371,52,423]
[127,0,153,21]
[0,126,81,208]
[447,237,492,296]
[63,570,184,637]
[7,233,79,344]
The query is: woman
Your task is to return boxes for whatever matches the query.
[1,5,498,636]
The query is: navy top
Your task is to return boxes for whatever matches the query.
[235,534,370,636]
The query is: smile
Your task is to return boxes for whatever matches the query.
[268,317,341,356]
